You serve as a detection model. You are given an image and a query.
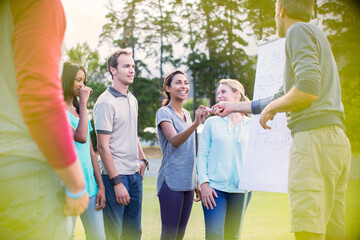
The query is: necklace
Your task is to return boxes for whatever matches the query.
[175,110,185,121]
[168,105,185,121]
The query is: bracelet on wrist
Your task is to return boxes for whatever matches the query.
[141,159,149,170]
[65,183,87,199]
[110,175,122,186]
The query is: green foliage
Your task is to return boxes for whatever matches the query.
[130,77,162,142]
[100,0,142,50]
[243,0,277,40]
[141,0,183,85]
[183,98,209,117]
[86,79,108,110]
[180,0,255,106]
[66,42,101,76]
[319,0,360,150]
[100,0,151,79]
[97,0,264,127]
[341,77,360,150]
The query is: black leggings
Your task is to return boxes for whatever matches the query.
[158,181,194,240]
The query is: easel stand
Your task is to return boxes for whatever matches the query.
[238,190,249,240]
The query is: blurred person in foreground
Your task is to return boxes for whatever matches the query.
[213,0,351,239]
[0,0,88,239]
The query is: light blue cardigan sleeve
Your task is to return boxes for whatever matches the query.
[197,118,212,185]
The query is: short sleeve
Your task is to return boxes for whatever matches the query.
[156,107,172,129]
[93,102,114,134]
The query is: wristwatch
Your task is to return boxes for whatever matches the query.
[141,159,149,170]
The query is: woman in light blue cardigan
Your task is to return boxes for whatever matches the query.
[197,79,252,240]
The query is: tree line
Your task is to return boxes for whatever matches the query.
[65,0,360,151]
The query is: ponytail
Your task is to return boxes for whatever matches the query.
[162,70,187,106]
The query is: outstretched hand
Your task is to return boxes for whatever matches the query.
[194,105,208,126]
[210,101,233,117]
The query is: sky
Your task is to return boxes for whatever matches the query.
[61,0,259,63]
[62,0,111,59]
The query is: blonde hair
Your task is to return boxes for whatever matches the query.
[219,79,250,102]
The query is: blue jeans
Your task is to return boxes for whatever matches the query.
[102,173,143,240]
[81,195,106,240]
[70,196,106,240]
[202,189,252,240]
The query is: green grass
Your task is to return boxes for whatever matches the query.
[74,178,360,240]
[344,180,360,240]
[352,150,360,157]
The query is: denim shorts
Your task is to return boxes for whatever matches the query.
[288,125,351,236]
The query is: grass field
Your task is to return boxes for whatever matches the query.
[74,178,360,240]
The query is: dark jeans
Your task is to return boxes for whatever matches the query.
[158,181,194,240]
[102,173,143,240]
[202,189,252,240]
